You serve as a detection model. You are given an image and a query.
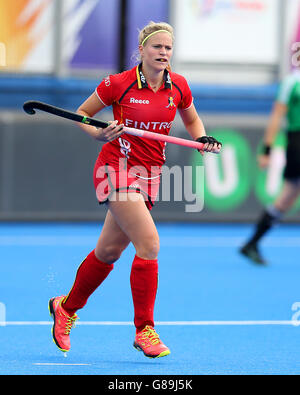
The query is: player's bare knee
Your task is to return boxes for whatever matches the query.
[136,237,160,260]
[95,244,126,264]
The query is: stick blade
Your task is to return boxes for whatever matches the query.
[23,101,37,115]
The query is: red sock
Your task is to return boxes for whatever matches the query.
[130,255,158,333]
[62,250,113,316]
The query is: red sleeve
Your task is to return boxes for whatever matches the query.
[177,76,193,110]
[95,75,115,107]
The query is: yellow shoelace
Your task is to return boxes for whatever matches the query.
[64,315,78,335]
[140,326,160,346]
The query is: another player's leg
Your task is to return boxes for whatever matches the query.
[49,211,130,353]
[240,207,281,264]
[108,192,170,358]
[240,180,300,264]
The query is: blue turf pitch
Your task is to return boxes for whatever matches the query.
[0,222,300,375]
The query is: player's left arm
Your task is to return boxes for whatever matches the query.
[179,104,222,154]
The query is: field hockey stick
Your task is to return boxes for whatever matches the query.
[23,100,205,150]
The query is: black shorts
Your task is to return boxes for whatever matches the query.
[283,131,300,181]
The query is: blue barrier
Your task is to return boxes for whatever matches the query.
[0,75,278,114]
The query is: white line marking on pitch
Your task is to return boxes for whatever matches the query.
[32,362,91,366]
[3,320,299,326]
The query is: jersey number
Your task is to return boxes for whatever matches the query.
[119,137,131,158]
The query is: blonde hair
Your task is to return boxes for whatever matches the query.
[138,21,174,46]
[131,21,174,63]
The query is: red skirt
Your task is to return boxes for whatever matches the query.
[93,155,161,211]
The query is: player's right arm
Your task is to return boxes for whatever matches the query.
[258,101,287,168]
[258,73,294,168]
[76,92,124,142]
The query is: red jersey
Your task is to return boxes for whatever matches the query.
[95,64,193,176]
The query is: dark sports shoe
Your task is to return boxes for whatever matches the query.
[240,243,267,265]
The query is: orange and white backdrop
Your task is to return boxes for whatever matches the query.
[0,0,54,72]
[0,0,118,73]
